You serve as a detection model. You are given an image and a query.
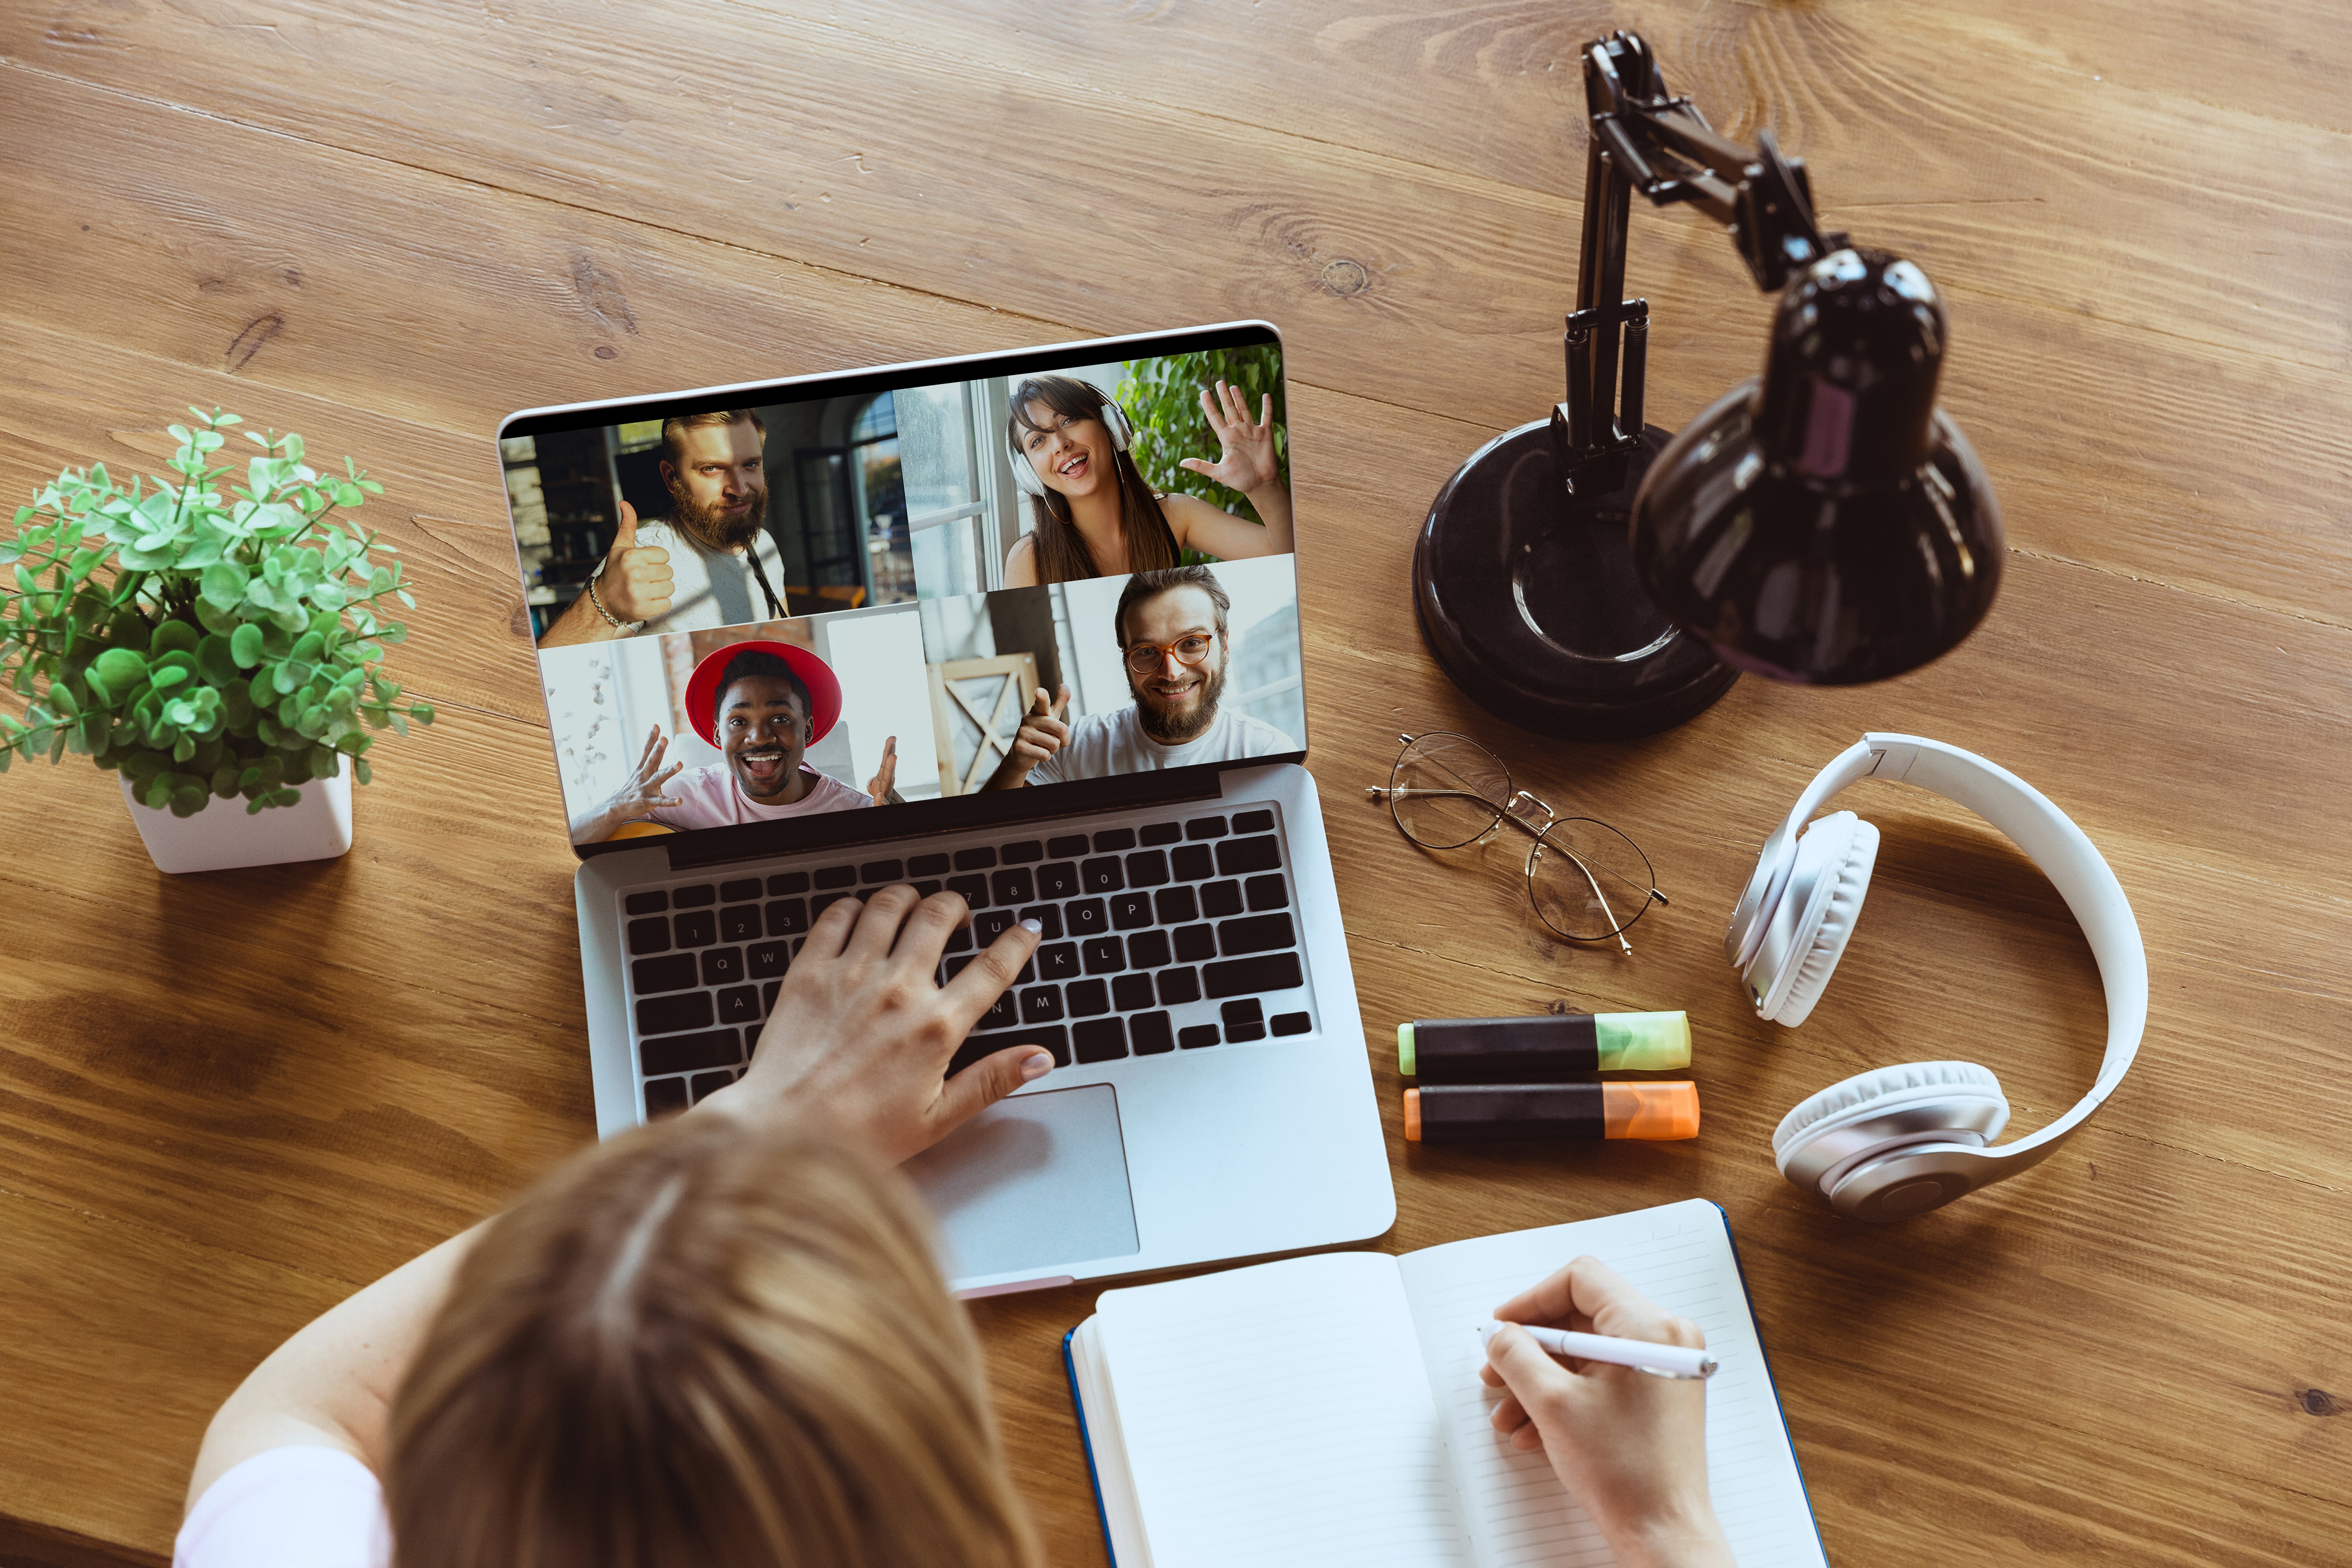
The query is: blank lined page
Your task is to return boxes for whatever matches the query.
[1094,1251,1474,1568]
[1396,1200,1828,1568]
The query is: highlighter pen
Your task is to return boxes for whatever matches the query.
[1475,1321,1717,1381]
[1397,1012,1690,1083]
[1401,1082,1700,1143]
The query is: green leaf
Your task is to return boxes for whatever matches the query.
[170,783,207,817]
[352,757,372,786]
[310,745,338,780]
[409,702,434,724]
[197,634,239,686]
[149,619,200,657]
[151,665,191,691]
[91,646,148,699]
[200,561,249,611]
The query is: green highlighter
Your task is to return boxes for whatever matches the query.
[1397,1011,1690,1083]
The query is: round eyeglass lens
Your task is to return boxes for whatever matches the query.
[1528,818,1657,940]
[1389,732,1510,849]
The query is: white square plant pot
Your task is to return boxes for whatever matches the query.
[118,758,354,874]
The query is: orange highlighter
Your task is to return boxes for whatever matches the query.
[1402,1081,1700,1143]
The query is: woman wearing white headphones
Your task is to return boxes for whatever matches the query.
[1000,374,1294,586]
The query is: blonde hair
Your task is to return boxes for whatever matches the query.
[385,1115,1038,1568]
[660,408,766,470]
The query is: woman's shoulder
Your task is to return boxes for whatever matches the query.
[1002,530,1041,586]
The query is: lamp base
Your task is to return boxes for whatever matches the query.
[1413,419,1737,740]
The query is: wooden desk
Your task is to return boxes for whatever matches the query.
[1,3,2345,1562]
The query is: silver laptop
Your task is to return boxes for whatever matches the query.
[496,322,1392,1293]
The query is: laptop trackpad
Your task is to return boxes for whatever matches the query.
[905,1084,1140,1280]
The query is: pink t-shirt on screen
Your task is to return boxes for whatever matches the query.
[645,764,872,831]
[175,1445,389,1568]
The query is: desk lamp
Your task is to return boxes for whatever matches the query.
[1415,31,2002,733]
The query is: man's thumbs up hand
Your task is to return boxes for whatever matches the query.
[597,499,674,625]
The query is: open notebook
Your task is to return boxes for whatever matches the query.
[1062,1199,1826,1568]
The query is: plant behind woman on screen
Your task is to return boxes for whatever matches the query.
[1006,375,1182,584]
[1118,346,1288,533]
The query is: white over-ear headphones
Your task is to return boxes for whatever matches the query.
[1727,734,2147,1222]
[1007,392,1133,498]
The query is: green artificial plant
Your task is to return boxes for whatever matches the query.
[1117,346,1289,537]
[0,408,433,816]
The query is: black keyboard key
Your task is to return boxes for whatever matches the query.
[1131,1011,1176,1055]
[1080,856,1125,894]
[766,898,808,936]
[945,873,990,908]
[861,858,904,883]
[1109,891,1154,931]
[1093,827,1136,852]
[1002,839,1045,864]
[1226,1020,1267,1043]
[946,925,973,953]
[1200,880,1245,918]
[815,864,858,889]
[624,890,669,916]
[748,940,791,979]
[1245,874,1290,912]
[1048,833,1091,858]
[1154,886,1199,925]
[1186,816,1229,840]
[1171,844,1214,882]
[811,891,853,916]
[1223,998,1264,1025]
[632,954,698,995]
[626,916,673,956]
[761,981,780,1017]
[1073,1017,1128,1063]
[1111,973,1156,1012]
[1066,898,1108,937]
[1019,986,1065,1024]
[1233,808,1275,834]
[1179,1025,1221,1049]
[717,986,761,1025]
[944,954,976,981]
[1173,923,1216,962]
[1037,942,1081,981]
[719,903,763,942]
[1124,849,1170,888]
[1082,936,1125,974]
[1218,912,1296,957]
[1066,978,1110,1017]
[719,877,762,902]
[1038,861,1081,900]
[1020,905,1065,940]
[913,881,942,898]
[672,883,717,908]
[1140,822,1182,846]
[1217,835,1283,877]
[701,947,746,986]
[953,1023,1069,1072]
[977,992,1016,1031]
[976,909,1018,944]
[766,871,810,896]
[991,867,1036,905]
[1156,967,1202,1006]
[1272,1011,1312,1037]
[1203,951,1304,998]
[672,910,718,948]
[908,852,951,877]
[689,1069,735,1104]
[954,846,998,871]
[1125,929,1172,969]
[641,1028,740,1076]
[643,1076,689,1118]
[637,991,713,1036]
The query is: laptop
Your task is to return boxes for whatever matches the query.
[495,321,1393,1294]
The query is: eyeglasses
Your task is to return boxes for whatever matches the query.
[1364,731,1666,953]
[1124,633,1216,675]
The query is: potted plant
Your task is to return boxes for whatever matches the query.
[0,408,434,873]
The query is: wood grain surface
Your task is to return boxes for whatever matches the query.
[2,2,2346,1564]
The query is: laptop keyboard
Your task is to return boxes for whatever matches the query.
[615,804,1315,1118]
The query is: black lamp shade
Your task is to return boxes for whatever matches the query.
[1630,249,2002,684]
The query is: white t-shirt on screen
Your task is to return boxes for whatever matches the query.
[644,763,873,830]
[174,1446,388,1568]
[1027,703,1296,786]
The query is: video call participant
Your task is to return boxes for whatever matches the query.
[984,565,1295,790]
[537,410,791,647]
[570,642,897,842]
[1000,375,1295,587]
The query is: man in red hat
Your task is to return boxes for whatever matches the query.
[570,642,898,842]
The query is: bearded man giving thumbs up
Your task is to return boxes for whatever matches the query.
[537,411,792,647]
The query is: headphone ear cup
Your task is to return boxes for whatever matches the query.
[1756,813,1879,1026]
[1773,1061,2011,1207]
[1007,439,1046,498]
[1099,399,1133,451]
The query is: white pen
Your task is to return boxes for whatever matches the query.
[1477,1321,1717,1381]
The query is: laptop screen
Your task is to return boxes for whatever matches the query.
[496,324,1303,854]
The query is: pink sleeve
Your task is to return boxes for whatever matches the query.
[175,1446,392,1568]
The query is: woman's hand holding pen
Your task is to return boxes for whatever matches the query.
[1481,1258,1735,1568]
[572,724,686,842]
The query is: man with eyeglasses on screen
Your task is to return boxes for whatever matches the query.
[984,565,1296,790]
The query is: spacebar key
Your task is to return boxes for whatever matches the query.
[1202,951,1303,999]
